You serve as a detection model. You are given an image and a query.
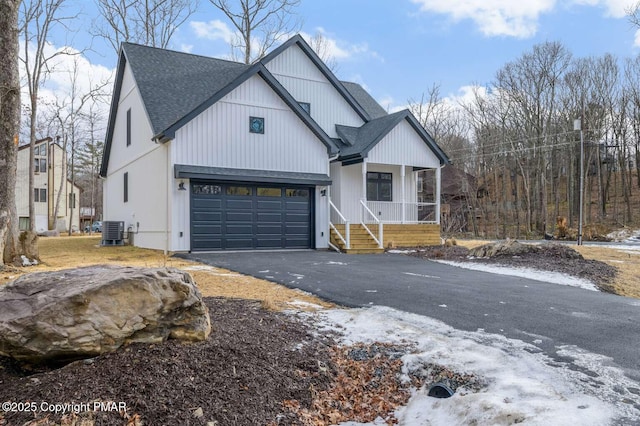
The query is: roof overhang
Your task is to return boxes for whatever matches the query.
[174,164,332,186]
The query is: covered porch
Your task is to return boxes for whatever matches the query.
[329,160,442,252]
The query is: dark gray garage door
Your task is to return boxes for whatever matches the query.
[190,182,313,251]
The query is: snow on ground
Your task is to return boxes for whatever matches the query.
[432,260,599,291]
[316,306,639,425]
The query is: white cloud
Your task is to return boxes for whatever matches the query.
[635,28,640,47]
[181,44,194,53]
[19,41,115,138]
[410,0,556,38]
[411,0,638,38]
[190,19,235,43]
[300,28,383,63]
[569,0,636,18]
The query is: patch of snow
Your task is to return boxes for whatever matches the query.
[319,306,638,425]
[326,261,348,265]
[288,273,305,279]
[287,300,325,310]
[182,265,242,276]
[182,265,217,271]
[258,270,270,273]
[388,249,417,254]
[438,304,447,308]
[20,255,38,266]
[365,290,377,293]
[403,272,440,279]
[433,260,599,291]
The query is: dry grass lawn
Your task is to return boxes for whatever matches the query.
[0,235,333,311]
[455,239,640,299]
[3,236,638,304]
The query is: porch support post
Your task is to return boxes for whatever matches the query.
[361,159,367,222]
[436,165,442,224]
[401,164,406,224]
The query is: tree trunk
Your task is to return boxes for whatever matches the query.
[0,0,21,266]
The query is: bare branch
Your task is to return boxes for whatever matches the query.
[209,0,301,64]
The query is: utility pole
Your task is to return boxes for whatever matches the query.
[574,118,584,245]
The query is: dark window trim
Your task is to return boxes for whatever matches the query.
[299,102,310,114]
[249,116,264,134]
[124,172,129,203]
[34,188,47,203]
[366,172,392,202]
[126,108,131,146]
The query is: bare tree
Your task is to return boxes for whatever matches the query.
[627,1,640,27]
[48,55,110,233]
[209,0,301,64]
[0,0,21,266]
[93,0,199,54]
[19,0,75,234]
[307,30,338,72]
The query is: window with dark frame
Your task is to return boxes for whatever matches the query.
[298,102,310,114]
[69,192,76,209]
[34,143,47,173]
[249,116,264,134]
[34,188,47,203]
[126,108,131,146]
[366,172,392,202]
[124,172,129,203]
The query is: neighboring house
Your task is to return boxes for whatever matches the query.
[100,35,450,253]
[16,137,81,233]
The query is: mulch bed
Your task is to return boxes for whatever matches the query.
[0,297,484,426]
[404,243,617,293]
[0,298,335,426]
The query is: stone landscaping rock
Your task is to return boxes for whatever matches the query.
[0,265,211,364]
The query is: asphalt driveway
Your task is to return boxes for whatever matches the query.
[179,250,640,384]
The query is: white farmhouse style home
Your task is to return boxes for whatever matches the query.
[16,137,81,233]
[100,35,450,253]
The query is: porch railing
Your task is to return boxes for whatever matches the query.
[365,201,438,224]
[360,200,383,248]
[329,200,349,250]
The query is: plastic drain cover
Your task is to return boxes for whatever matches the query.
[428,383,454,398]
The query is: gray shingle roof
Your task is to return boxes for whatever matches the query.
[335,110,450,165]
[341,81,388,119]
[122,43,248,136]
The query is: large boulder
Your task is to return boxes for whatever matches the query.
[0,265,211,364]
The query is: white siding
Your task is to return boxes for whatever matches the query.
[103,133,169,251]
[266,44,364,138]
[333,163,364,223]
[103,60,174,250]
[367,119,441,168]
[173,74,328,174]
[315,186,329,249]
[331,163,418,223]
[106,62,156,176]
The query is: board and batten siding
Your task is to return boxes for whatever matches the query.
[172,74,328,175]
[367,119,441,169]
[106,62,156,176]
[103,144,169,250]
[265,44,364,138]
[330,163,418,223]
[102,60,169,250]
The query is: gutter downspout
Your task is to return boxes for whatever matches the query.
[165,141,170,256]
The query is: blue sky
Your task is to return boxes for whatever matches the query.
[48,0,640,111]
